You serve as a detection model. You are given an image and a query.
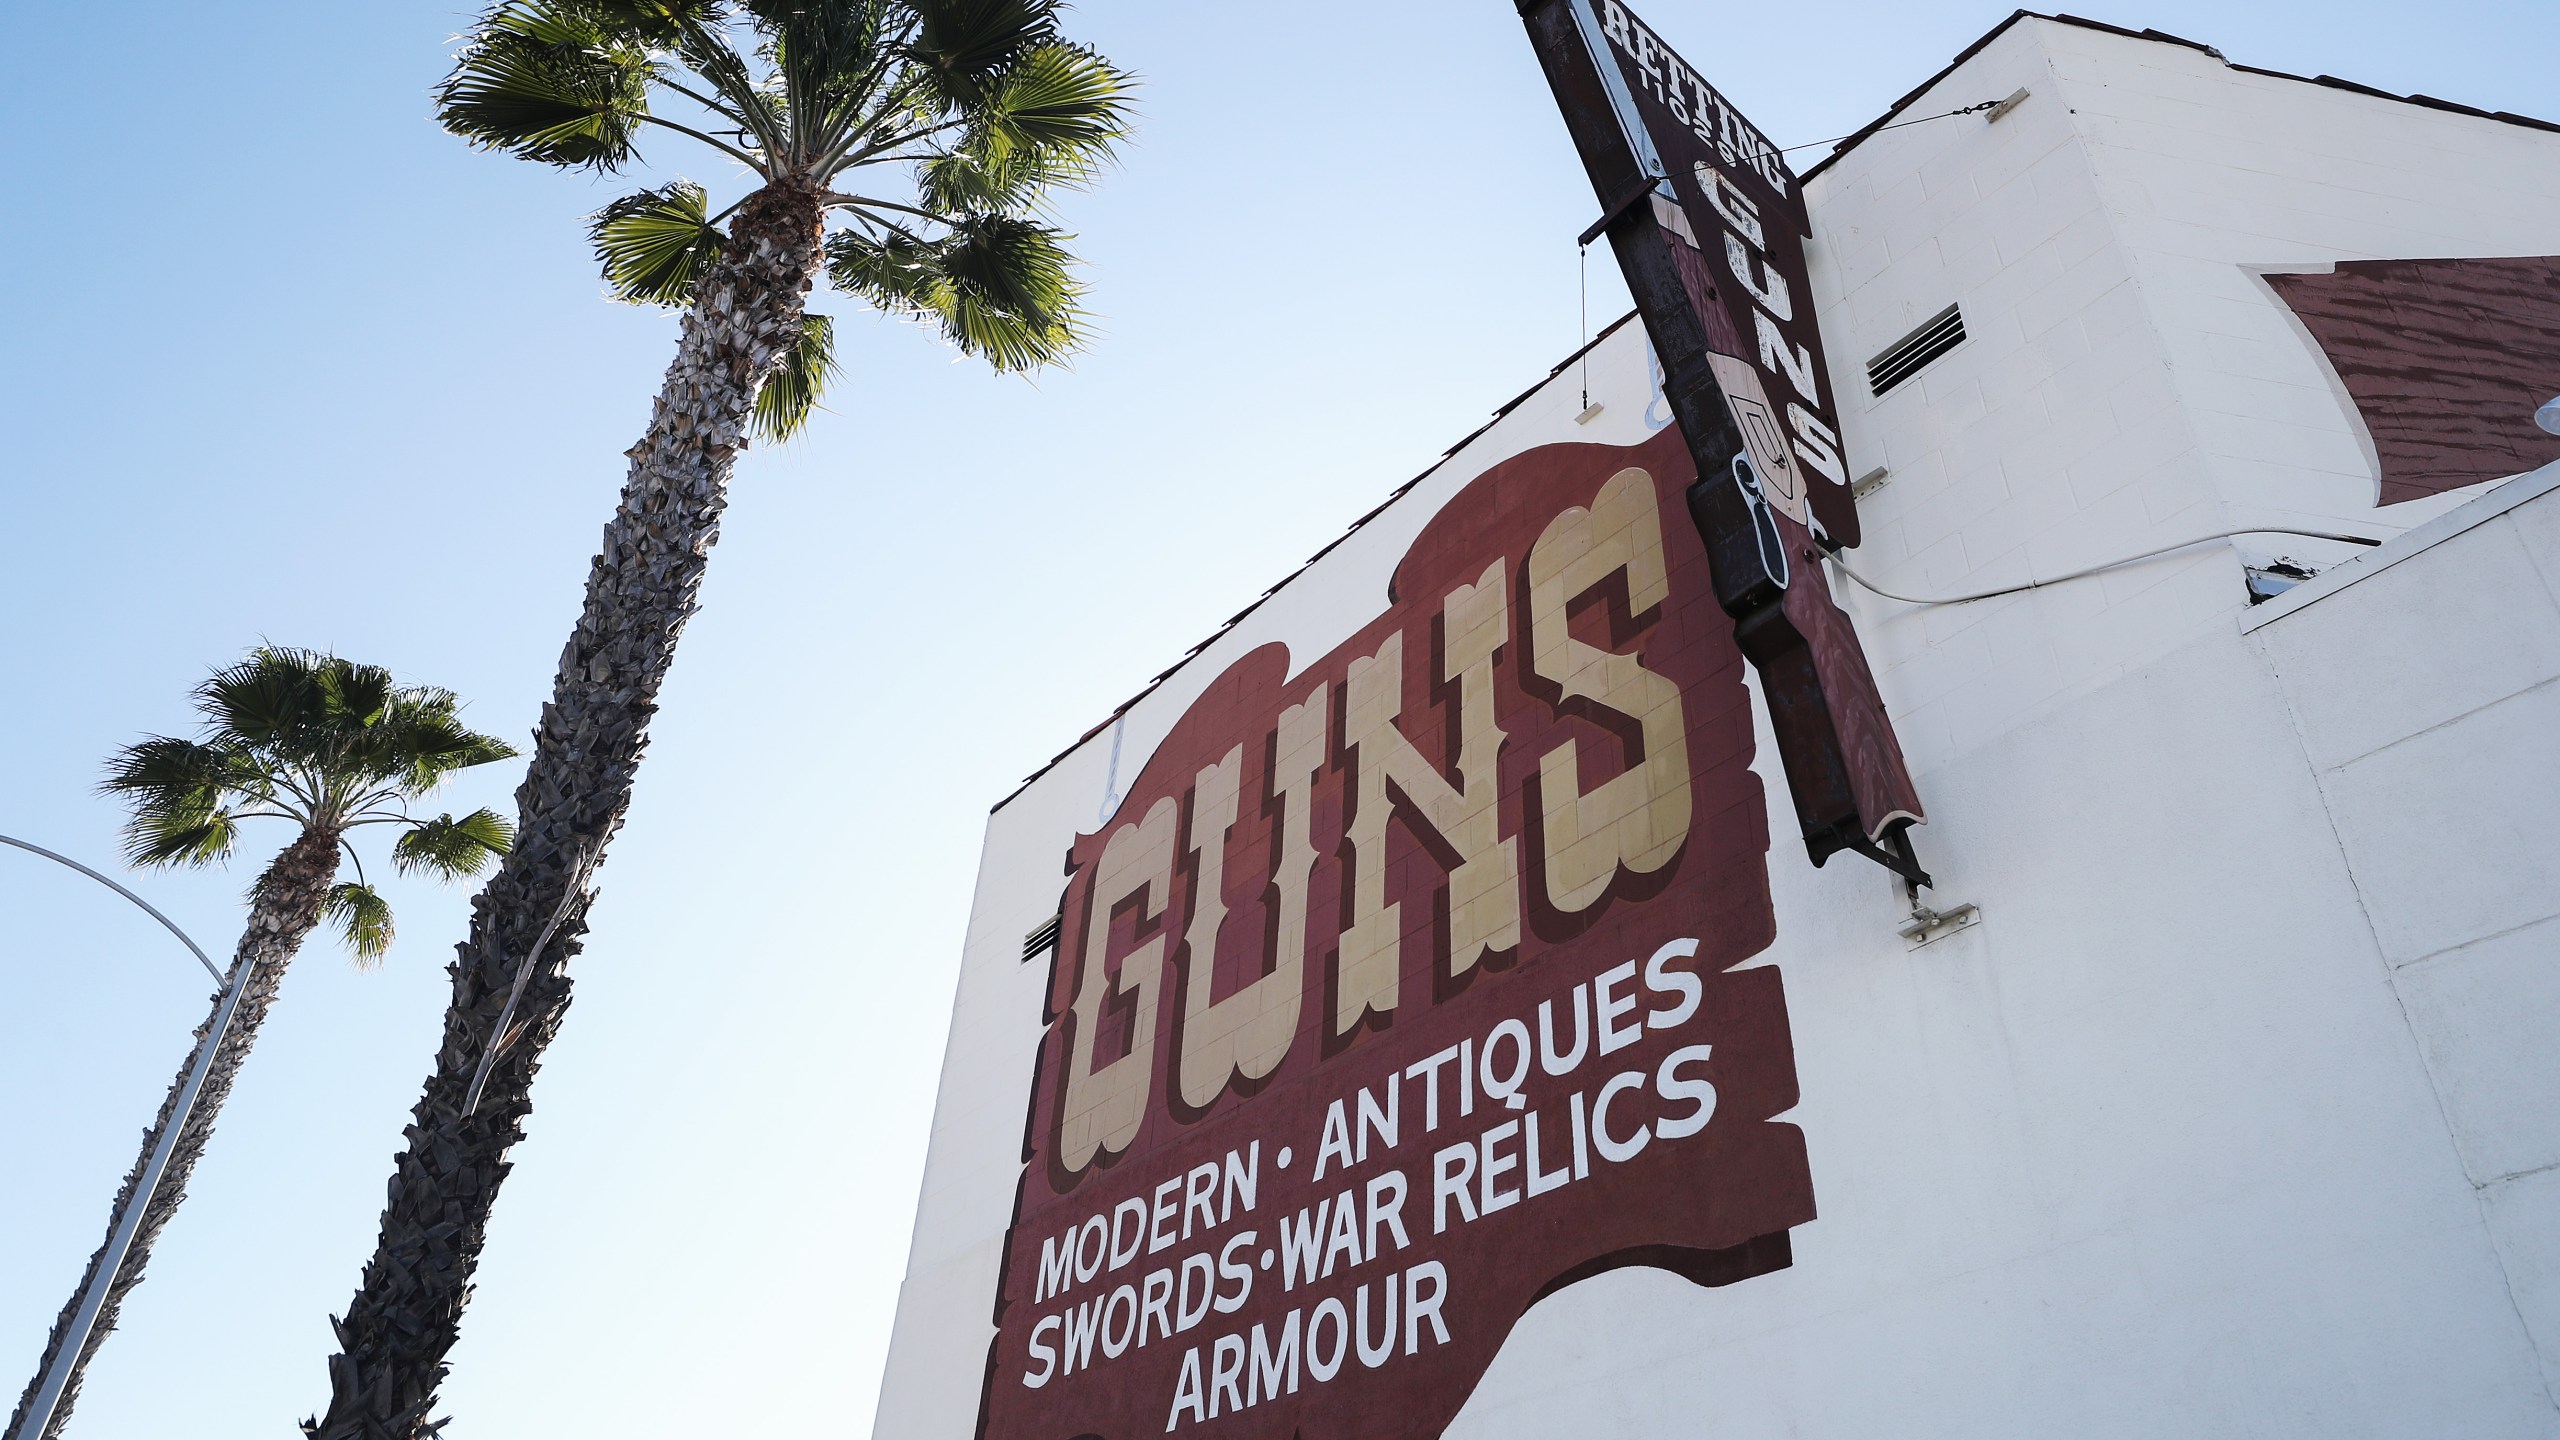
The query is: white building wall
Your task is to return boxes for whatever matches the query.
[1437,479,2560,1438]
[875,19,2560,1439]
[2247,465,2560,1398]
[1802,17,2560,778]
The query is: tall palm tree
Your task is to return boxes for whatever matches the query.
[308,5,1132,1435]
[7,650,513,1440]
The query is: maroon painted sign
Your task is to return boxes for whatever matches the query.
[1583,0,1862,549]
[977,427,1815,1440]
[1523,0,1925,863]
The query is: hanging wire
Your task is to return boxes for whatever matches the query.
[1776,99,2004,156]
[1827,527,2385,607]
[1578,240,1591,412]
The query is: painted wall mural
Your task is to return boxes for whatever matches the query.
[975,426,1815,1440]
[2268,256,2560,503]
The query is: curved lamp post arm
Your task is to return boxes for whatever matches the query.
[3,831,236,1440]
[0,833,224,984]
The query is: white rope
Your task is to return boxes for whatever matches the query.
[1827,527,2387,607]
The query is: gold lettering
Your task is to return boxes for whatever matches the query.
[1335,561,1519,1034]
[1174,684,1324,1108]
[1059,796,1178,1172]
[1526,469,1692,914]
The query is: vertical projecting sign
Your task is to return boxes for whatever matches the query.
[1521,0,1927,876]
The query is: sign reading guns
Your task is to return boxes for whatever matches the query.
[980,429,1816,1440]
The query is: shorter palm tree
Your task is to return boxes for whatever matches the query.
[7,649,516,1440]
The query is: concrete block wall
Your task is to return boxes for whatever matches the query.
[2041,23,2560,549]
[2248,465,2560,1399]
[1803,18,2560,784]
[1804,19,2240,782]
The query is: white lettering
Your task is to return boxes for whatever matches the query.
[1101,1283,1139,1359]
[1594,1070,1651,1163]
[1307,1298,1349,1382]
[1595,960,1642,1055]
[1364,1169,1411,1259]
[1433,1141,1478,1233]
[1222,1141,1260,1222]
[1481,1017,1532,1109]
[1023,1315,1060,1388]
[1214,1232,1256,1314]
[1110,1197,1147,1271]
[1208,1334,1246,1419]
[1654,1043,1718,1139]
[1312,1099,1354,1182]
[1645,938,1703,1030]
[1480,1119,1523,1215]
[1405,1260,1451,1354]
[1165,1346,1204,1432]
[1755,309,1821,406]
[1538,984,1590,1075]
[1524,1109,1571,1198]
[1355,1081,1398,1162]
[1355,1274,1401,1368]
[1176,1252,1215,1333]
[1278,1198,1327,1291]
[1249,1310,1301,1404]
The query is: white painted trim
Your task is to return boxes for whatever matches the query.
[2240,461,2560,632]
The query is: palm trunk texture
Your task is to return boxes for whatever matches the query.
[307,184,825,1440]
[8,829,342,1440]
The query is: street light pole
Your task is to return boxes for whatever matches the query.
[1,833,244,1440]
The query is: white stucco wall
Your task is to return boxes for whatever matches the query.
[2245,463,2560,1402]
[875,18,2560,1438]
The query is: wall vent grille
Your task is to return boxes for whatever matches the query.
[1022,914,1062,963]
[1867,304,1966,396]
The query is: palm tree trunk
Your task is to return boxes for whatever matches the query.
[307,182,827,1440]
[8,829,341,1440]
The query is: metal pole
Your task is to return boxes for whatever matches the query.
[3,833,237,1440]
[0,835,223,984]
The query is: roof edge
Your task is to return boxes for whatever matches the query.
[1797,11,2559,185]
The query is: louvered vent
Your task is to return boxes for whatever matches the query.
[1022,913,1062,963]
[1866,304,1966,396]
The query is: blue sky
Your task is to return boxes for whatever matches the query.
[1,2,2550,1435]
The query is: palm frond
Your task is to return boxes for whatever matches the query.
[756,0,900,155]
[103,735,262,811]
[103,733,266,867]
[323,882,397,966]
[313,655,398,730]
[827,215,1082,372]
[666,12,789,156]
[121,809,243,870]
[826,225,941,310]
[373,706,520,796]
[393,809,517,882]
[581,0,732,46]
[438,1,658,173]
[752,313,839,443]
[199,648,328,755]
[915,141,1069,217]
[906,0,1058,112]
[972,43,1132,175]
[592,181,727,305]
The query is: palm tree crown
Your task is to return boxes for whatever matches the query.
[103,647,517,959]
[440,0,1135,437]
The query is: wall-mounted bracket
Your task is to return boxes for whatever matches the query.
[1838,820,1932,889]
[1898,901,1981,948]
